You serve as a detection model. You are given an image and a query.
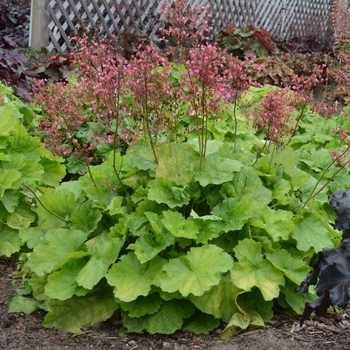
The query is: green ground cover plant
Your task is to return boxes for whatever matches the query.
[3,0,350,340]
[0,83,65,258]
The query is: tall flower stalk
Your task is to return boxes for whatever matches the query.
[182,44,230,169]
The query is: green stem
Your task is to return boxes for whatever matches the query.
[232,92,239,151]
[86,162,97,187]
[286,102,307,147]
[300,145,350,208]
[21,183,69,224]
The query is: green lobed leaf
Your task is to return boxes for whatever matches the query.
[39,158,66,187]
[27,228,89,276]
[43,285,119,333]
[236,288,274,323]
[128,211,175,263]
[183,310,220,335]
[266,248,311,285]
[272,146,308,187]
[230,239,285,300]
[211,197,256,232]
[45,258,89,300]
[190,210,225,244]
[71,200,103,234]
[124,143,157,172]
[227,166,272,204]
[292,210,334,252]
[19,227,45,249]
[250,206,295,241]
[0,104,19,135]
[76,235,125,289]
[28,274,49,303]
[0,168,22,196]
[0,226,22,257]
[6,205,36,229]
[9,295,40,314]
[160,245,233,297]
[120,293,163,318]
[161,210,198,239]
[106,252,165,302]
[129,230,175,264]
[1,190,19,213]
[122,299,195,334]
[194,154,243,186]
[156,143,196,185]
[36,188,79,227]
[189,273,239,322]
[271,177,292,205]
[280,280,316,315]
[147,178,191,208]
[106,196,127,216]
[220,309,265,338]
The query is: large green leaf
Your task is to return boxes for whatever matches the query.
[220,309,265,338]
[161,210,198,239]
[39,158,66,187]
[36,188,79,226]
[0,226,21,257]
[250,206,295,241]
[1,190,19,213]
[183,310,220,334]
[226,166,272,204]
[189,273,239,322]
[106,252,165,302]
[120,293,163,318]
[292,210,334,252]
[156,143,196,185]
[230,239,284,300]
[0,168,21,196]
[19,227,45,249]
[279,280,316,315]
[43,286,118,333]
[160,245,233,297]
[147,178,191,208]
[0,104,19,135]
[272,146,308,187]
[8,124,41,159]
[27,228,89,276]
[211,197,256,232]
[194,153,243,186]
[6,205,36,229]
[76,235,125,289]
[128,211,175,263]
[190,210,225,244]
[122,300,195,334]
[124,143,157,172]
[9,295,40,314]
[71,200,102,234]
[45,258,89,300]
[266,249,311,285]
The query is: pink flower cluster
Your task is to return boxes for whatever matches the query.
[251,87,301,143]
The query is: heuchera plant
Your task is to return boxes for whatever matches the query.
[5,0,350,339]
[0,82,65,257]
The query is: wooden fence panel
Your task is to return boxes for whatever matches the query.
[29,0,335,53]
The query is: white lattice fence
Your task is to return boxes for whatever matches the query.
[29,0,335,53]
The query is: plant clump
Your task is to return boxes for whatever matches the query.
[3,0,350,340]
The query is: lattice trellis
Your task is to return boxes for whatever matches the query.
[46,0,334,53]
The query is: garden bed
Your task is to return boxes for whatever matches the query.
[2,0,350,349]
